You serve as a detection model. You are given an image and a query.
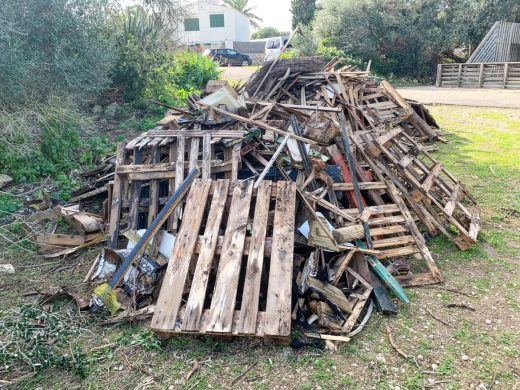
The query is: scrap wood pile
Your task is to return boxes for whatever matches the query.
[69,57,480,346]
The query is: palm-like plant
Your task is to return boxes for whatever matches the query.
[222,0,263,29]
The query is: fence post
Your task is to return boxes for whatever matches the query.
[478,63,484,87]
[457,63,462,87]
[435,64,442,87]
[503,62,509,89]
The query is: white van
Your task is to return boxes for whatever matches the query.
[264,36,289,62]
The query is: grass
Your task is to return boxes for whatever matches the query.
[0,105,519,389]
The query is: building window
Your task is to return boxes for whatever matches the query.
[210,14,224,28]
[184,18,200,31]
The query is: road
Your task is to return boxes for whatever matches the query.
[220,66,520,108]
[397,86,520,108]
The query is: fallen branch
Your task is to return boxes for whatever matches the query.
[231,362,257,386]
[426,308,453,328]
[385,324,409,360]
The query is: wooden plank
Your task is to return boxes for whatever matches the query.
[108,142,126,249]
[231,142,241,181]
[421,162,443,192]
[238,181,272,334]
[37,233,85,246]
[189,137,200,172]
[167,142,177,230]
[182,180,230,331]
[332,182,387,191]
[308,276,355,314]
[145,130,245,138]
[172,135,186,230]
[127,149,143,230]
[443,184,462,216]
[206,180,254,333]
[151,179,212,331]
[265,181,296,336]
[147,145,161,227]
[372,235,416,249]
[202,133,211,180]
[376,245,420,259]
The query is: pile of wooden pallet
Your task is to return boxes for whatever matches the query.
[83,58,481,346]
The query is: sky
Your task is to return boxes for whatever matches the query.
[121,0,293,31]
[247,0,292,31]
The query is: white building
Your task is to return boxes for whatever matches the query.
[178,0,250,49]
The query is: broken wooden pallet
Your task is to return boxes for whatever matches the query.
[354,127,480,250]
[151,179,296,343]
[107,130,243,247]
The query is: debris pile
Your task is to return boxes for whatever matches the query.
[60,58,482,345]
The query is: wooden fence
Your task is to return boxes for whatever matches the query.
[436,62,520,88]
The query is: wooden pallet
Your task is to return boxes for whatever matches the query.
[151,179,296,342]
[107,130,243,247]
[332,178,442,287]
[355,127,481,250]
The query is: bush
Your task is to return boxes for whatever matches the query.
[0,0,115,108]
[111,6,220,106]
[0,98,115,199]
[145,51,221,105]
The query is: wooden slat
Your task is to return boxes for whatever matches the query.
[202,133,211,180]
[147,145,161,227]
[182,180,230,331]
[375,245,420,259]
[108,142,126,248]
[372,235,416,249]
[145,130,245,138]
[421,162,443,192]
[151,179,212,331]
[172,136,186,230]
[127,148,143,230]
[238,181,272,334]
[443,184,462,216]
[167,142,177,230]
[206,181,254,333]
[189,138,200,172]
[265,181,296,336]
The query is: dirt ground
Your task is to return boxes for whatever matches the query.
[0,105,519,389]
[221,67,520,108]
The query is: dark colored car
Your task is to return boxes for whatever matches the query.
[203,48,252,66]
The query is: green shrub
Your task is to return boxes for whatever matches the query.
[0,0,115,108]
[0,98,116,200]
[111,6,220,106]
[145,51,221,105]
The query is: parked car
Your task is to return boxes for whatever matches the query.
[264,36,289,62]
[203,48,252,66]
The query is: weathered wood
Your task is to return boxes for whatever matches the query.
[332,224,365,243]
[307,277,354,314]
[151,179,211,331]
[207,181,254,333]
[238,181,272,334]
[265,181,296,336]
[108,142,126,248]
[182,180,230,331]
[147,145,161,227]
